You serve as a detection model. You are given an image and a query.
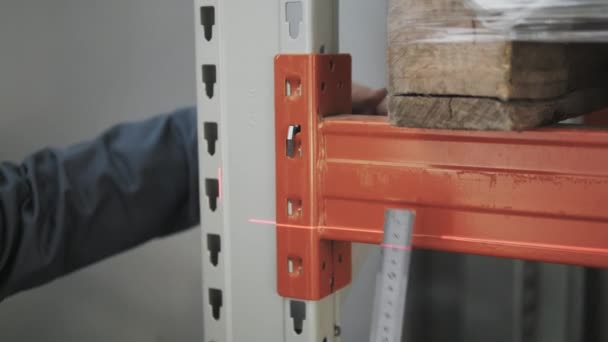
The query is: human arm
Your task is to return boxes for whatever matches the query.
[0,82,386,302]
[0,107,200,301]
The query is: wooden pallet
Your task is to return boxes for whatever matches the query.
[387,0,608,131]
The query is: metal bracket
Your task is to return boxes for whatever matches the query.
[275,53,353,301]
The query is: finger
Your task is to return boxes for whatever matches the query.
[352,85,387,114]
[363,88,388,115]
[377,96,388,116]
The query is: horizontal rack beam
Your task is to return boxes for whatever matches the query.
[319,115,608,268]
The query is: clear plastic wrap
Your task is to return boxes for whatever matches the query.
[408,0,608,43]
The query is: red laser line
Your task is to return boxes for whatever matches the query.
[438,235,608,255]
[248,218,410,251]
[218,167,222,202]
[248,218,279,226]
[248,218,309,230]
[381,243,412,251]
[248,218,608,256]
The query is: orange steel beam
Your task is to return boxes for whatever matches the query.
[320,116,608,265]
[274,54,608,301]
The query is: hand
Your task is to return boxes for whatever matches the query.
[352,83,388,115]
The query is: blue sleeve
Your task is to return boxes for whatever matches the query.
[0,107,200,300]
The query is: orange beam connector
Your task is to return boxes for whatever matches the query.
[275,54,608,301]
[275,54,353,301]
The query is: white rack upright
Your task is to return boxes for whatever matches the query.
[194,1,348,341]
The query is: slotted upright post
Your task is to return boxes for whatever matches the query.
[194,1,343,341]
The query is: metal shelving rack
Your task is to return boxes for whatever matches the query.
[195,1,345,341]
[195,1,608,341]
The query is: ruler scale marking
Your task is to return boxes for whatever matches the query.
[370,209,415,342]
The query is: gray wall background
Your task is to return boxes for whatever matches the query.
[0,0,201,341]
[0,0,389,340]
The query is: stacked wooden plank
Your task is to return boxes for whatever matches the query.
[387,0,608,131]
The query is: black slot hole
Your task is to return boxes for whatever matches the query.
[203,122,218,156]
[202,65,217,99]
[200,6,215,41]
[290,300,306,335]
[207,234,221,267]
[205,178,219,212]
[209,288,223,321]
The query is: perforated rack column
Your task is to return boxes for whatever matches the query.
[195,1,343,341]
[195,1,225,341]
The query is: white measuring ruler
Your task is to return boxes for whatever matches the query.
[369,209,415,342]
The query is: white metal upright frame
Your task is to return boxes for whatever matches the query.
[194,1,344,341]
